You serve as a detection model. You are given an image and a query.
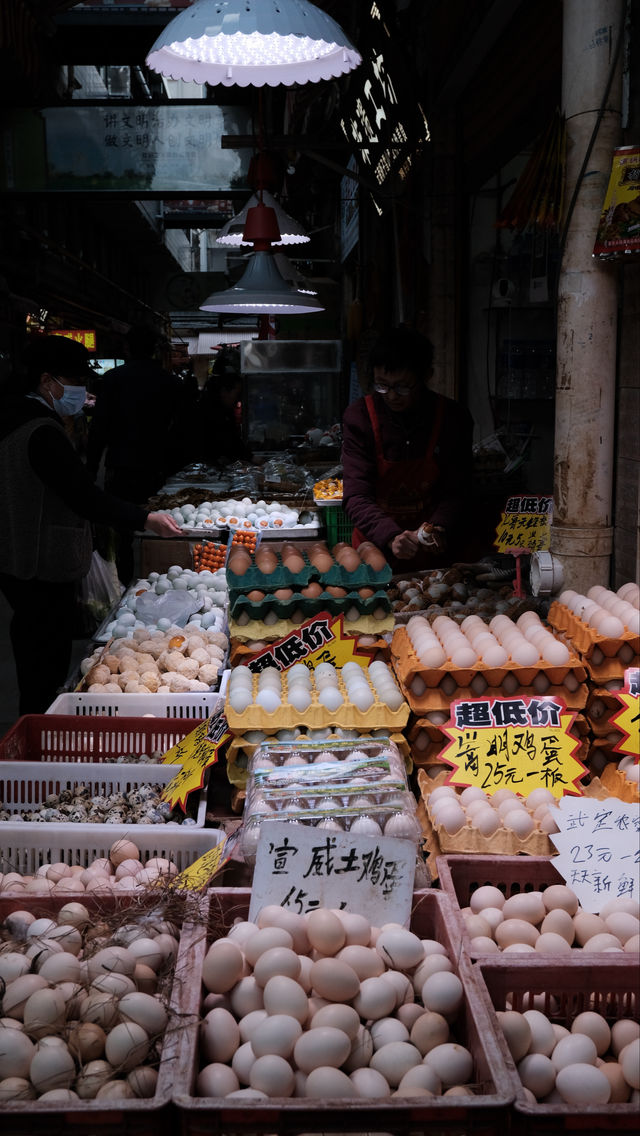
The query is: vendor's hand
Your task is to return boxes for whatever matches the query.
[145,511,183,537]
[416,523,447,554]
[389,530,420,559]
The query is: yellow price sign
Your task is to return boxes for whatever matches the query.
[171,831,239,891]
[494,494,553,553]
[611,668,640,760]
[161,709,230,811]
[441,696,587,799]
[244,611,374,674]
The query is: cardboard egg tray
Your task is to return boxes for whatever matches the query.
[394,673,589,714]
[226,541,392,594]
[229,634,390,667]
[229,610,394,642]
[225,669,410,732]
[230,587,391,622]
[585,686,626,738]
[547,600,640,661]
[392,625,588,699]
[593,760,640,803]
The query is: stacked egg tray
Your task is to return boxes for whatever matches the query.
[169,888,514,1135]
[224,668,410,732]
[239,738,421,862]
[225,729,411,789]
[229,634,391,667]
[227,542,393,639]
[477,957,640,1133]
[547,600,639,684]
[391,626,589,713]
[0,893,187,1133]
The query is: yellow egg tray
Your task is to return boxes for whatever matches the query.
[391,626,588,694]
[229,611,394,643]
[229,635,391,667]
[394,673,589,714]
[547,601,640,661]
[590,762,639,804]
[224,671,410,732]
[585,687,626,738]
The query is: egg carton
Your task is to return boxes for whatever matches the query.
[225,670,410,732]
[0,761,206,827]
[585,688,626,739]
[224,731,412,789]
[229,634,391,666]
[394,674,589,714]
[245,739,411,806]
[547,600,640,661]
[392,625,588,696]
[240,806,423,863]
[230,588,391,622]
[227,541,392,594]
[588,761,639,804]
[229,610,394,642]
[477,956,640,1132]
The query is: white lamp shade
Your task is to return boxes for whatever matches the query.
[146,0,361,87]
[200,251,324,314]
[216,190,309,246]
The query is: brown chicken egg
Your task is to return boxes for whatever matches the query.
[282,552,305,574]
[228,551,251,575]
[274,588,294,601]
[358,587,375,599]
[301,582,324,598]
[255,549,278,574]
[336,547,361,572]
[310,552,334,574]
[359,545,387,572]
[246,590,266,603]
[326,585,347,598]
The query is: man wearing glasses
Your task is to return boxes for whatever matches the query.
[342,327,473,571]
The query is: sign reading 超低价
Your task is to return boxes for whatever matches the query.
[244,612,374,674]
[494,494,553,553]
[441,696,587,798]
[611,668,640,760]
[1,106,253,193]
[248,821,415,925]
[549,796,640,913]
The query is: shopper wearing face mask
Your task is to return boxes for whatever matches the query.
[342,327,474,573]
[0,334,182,714]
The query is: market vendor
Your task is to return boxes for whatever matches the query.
[342,327,474,572]
[0,334,182,715]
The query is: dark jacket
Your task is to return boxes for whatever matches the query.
[0,395,147,581]
[342,387,473,551]
[86,359,180,479]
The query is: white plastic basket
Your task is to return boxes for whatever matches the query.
[0,761,207,827]
[47,691,223,718]
[0,823,223,877]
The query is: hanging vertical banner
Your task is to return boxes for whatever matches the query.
[593,145,640,259]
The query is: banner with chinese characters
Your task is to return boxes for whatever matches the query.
[550,796,640,912]
[244,612,374,673]
[611,667,640,760]
[248,821,415,925]
[494,494,553,553]
[51,330,96,351]
[441,696,587,798]
[593,145,640,259]
[161,706,231,811]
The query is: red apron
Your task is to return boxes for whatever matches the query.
[352,393,446,572]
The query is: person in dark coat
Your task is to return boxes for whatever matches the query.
[0,334,181,714]
[86,324,183,583]
[342,328,474,572]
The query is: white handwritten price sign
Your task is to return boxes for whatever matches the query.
[549,796,640,913]
[248,821,415,926]
[441,696,587,798]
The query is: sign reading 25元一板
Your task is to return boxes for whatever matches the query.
[441,695,587,798]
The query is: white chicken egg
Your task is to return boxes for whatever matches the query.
[229,689,253,714]
[288,686,312,713]
[256,689,281,713]
[318,686,344,712]
[349,686,375,712]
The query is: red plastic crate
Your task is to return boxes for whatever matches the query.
[169,888,514,1135]
[478,957,640,1133]
[0,714,200,763]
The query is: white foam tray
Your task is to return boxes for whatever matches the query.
[0,761,206,827]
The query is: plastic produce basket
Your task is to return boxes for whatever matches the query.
[323,503,354,547]
[47,688,227,718]
[170,888,514,1134]
[0,760,207,828]
[0,893,187,1136]
[478,956,640,1133]
[0,714,205,763]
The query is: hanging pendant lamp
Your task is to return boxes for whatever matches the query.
[216,190,309,246]
[146,0,361,88]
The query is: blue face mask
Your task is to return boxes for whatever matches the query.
[51,378,87,417]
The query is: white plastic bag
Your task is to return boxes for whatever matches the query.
[79,551,123,627]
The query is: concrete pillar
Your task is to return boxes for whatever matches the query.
[551,0,624,590]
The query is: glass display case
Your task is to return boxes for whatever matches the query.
[240,340,342,450]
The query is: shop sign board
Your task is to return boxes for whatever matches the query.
[248,820,415,925]
[51,329,96,351]
[494,494,553,553]
[550,796,640,912]
[161,706,230,811]
[611,668,640,760]
[440,696,587,799]
[593,145,640,259]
